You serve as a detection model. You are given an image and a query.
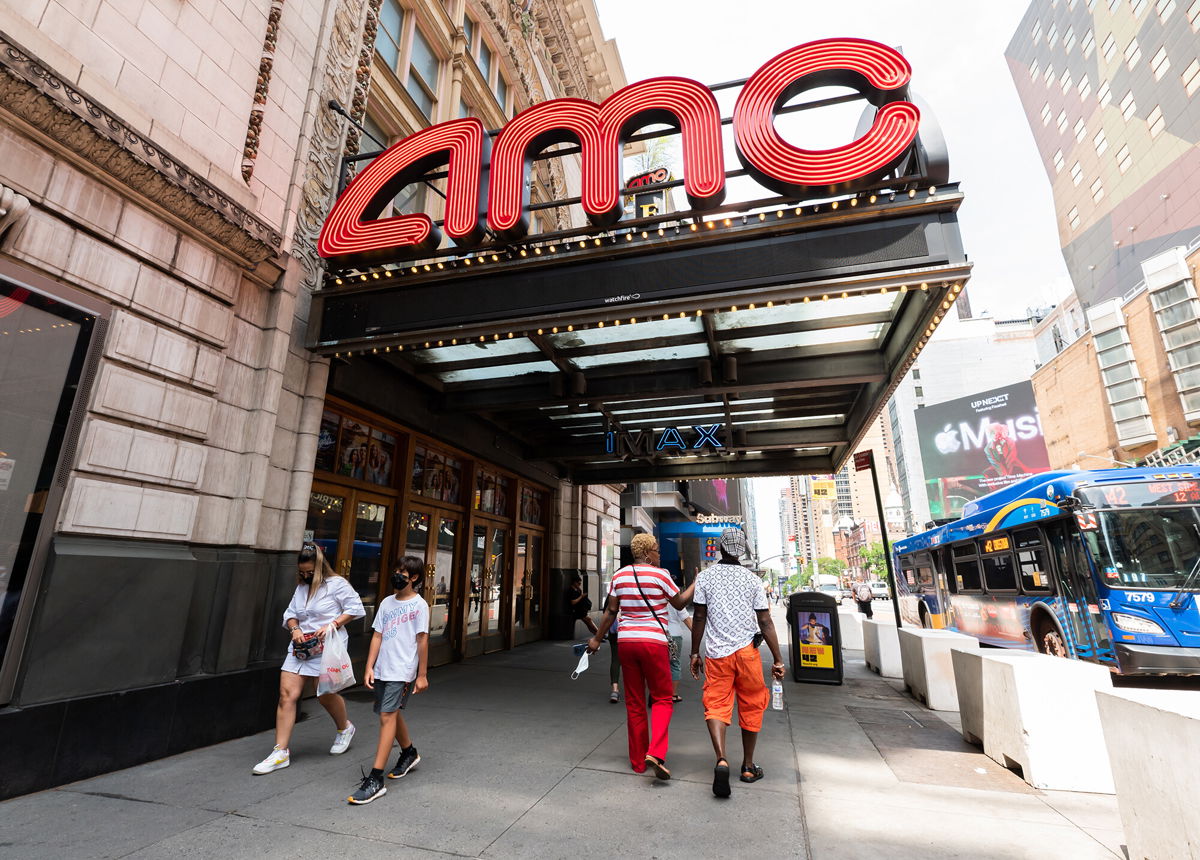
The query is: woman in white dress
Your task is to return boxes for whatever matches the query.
[253,543,366,774]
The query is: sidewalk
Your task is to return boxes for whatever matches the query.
[0,605,1125,859]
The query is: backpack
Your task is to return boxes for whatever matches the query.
[855,584,873,602]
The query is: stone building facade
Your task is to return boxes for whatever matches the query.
[0,0,625,797]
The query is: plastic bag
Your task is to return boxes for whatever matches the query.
[318,626,355,695]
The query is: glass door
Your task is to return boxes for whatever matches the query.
[403,506,461,665]
[469,523,509,652]
[513,531,545,645]
[348,491,391,610]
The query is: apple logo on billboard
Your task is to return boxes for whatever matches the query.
[935,424,961,454]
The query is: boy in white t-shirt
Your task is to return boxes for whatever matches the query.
[348,555,430,805]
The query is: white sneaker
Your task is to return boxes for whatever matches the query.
[330,722,355,755]
[252,746,290,774]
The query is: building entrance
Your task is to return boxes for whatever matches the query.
[307,482,395,622]
[468,522,509,655]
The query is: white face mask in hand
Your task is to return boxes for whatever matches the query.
[570,651,590,680]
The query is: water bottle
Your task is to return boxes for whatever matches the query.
[771,680,784,711]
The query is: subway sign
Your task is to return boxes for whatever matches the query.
[319,38,922,266]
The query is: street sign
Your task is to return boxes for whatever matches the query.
[854,450,873,471]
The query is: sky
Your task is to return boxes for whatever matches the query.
[594,0,1069,557]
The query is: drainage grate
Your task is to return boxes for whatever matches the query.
[846,706,923,728]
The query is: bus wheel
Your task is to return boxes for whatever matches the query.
[920,607,933,629]
[1034,616,1068,658]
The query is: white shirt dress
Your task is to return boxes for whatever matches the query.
[280,576,366,677]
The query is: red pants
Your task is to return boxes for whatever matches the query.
[618,639,674,770]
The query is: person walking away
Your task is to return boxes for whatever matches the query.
[666,603,692,702]
[349,555,430,804]
[253,543,365,775]
[607,613,621,703]
[853,579,874,619]
[586,533,695,780]
[690,527,785,798]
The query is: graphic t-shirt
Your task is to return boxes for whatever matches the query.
[371,595,430,682]
[693,562,769,659]
[609,564,679,645]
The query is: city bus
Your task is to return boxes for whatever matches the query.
[891,467,1200,675]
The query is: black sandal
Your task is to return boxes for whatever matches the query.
[740,763,764,783]
[671,695,683,703]
[645,754,671,780]
[713,759,731,798]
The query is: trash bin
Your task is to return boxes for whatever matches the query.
[785,591,843,685]
[547,569,579,640]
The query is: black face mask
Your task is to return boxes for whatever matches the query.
[299,570,315,583]
[391,572,411,591]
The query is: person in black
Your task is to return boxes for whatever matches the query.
[567,572,598,636]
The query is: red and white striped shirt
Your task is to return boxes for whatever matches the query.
[609,564,679,645]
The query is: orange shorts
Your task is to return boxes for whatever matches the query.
[702,644,770,732]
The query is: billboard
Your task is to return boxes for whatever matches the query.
[687,478,742,518]
[810,479,836,499]
[915,381,1050,520]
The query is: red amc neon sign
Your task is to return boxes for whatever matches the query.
[318,38,920,266]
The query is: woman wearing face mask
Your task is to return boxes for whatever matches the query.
[252,542,366,775]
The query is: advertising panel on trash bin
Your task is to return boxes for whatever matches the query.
[798,611,835,668]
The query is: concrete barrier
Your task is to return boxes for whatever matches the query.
[975,653,1114,793]
[950,648,1039,747]
[838,610,864,650]
[898,628,979,711]
[863,619,902,678]
[1097,689,1200,855]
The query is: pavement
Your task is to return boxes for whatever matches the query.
[0,604,1127,859]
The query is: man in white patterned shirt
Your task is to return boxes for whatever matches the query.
[690,527,785,798]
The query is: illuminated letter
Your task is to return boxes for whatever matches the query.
[656,427,687,451]
[732,38,920,197]
[693,424,724,449]
[488,79,724,240]
[318,118,488,265]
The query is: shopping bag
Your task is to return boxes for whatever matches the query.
[317,626,355,695]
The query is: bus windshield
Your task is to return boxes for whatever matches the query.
[1082,506,1200,590]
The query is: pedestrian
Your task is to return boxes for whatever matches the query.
[690,527,785,798]
[348,555,430,804]
[586,533,694,780]
[853,579,874,619]
[667,602,692,702]
[607,613,621,703]
[567,572,599,636]
[253,542,366,775]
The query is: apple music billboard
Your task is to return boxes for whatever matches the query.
[915,381,1050,520]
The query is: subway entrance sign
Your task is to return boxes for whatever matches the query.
[310,38,970,483]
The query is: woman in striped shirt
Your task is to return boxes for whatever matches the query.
[587,533,694,780]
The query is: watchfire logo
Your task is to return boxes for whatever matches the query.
[318,38,921,265]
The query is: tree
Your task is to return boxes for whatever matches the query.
[860,542,888,579]
[631,135,675,175]
[815,557,846,582]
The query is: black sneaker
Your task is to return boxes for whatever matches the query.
[347,770,387,805]
[388,746,420,779]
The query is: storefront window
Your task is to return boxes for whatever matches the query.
[312,409,396,488]
[519,487,547,525]
[410,445,462,504]
[474,469,511,516]
[0,278,97,667]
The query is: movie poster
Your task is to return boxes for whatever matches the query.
[797,610,835,668]
[915,381,1051,520]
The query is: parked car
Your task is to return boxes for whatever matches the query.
[817,583,843,605]
[869,581,890,600]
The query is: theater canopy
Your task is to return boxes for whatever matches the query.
[309,39,970,482]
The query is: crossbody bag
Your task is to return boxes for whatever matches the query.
[632,565,682,662]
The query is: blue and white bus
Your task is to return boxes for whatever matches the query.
[892,467,1200,675]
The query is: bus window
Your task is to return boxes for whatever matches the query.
[915,553,935,588]
[981,551,1018,592]
[1014,528,1042,549]
[1017,547,1053,593]
[952,543,982,592]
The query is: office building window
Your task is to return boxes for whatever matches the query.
[1031,20,1043,41]
[1071,162,1084,185]
[1093,321,1155,446]
[1061,70,1074,94]
[1064,26,1077,51]
[1158,0,1177,17]
[406,26,440,119]
[1082,29,1095,57]
[478,40,493,83]
[1148,104,1165,137]
[1098,80,1112,106]
[1189,0,1200,25]
[495,74,509,115]
[1091,177,1105,202]
[1073,118,1086,141]
[1120,90,1137,120]
[1030,60,1041,82]
[1078,75,1092,99]
[1053,149,1065,172]
[1116,144,1133,173]
[463,16,474,51]
[1151,46,1171,79]
[1102,33,1117,62]
[1094,128,1108,155]
[1133,0,1149,15]
[1068,206,1081,230]
[375,0,403,71]
[1183,59,1200,95]
[1048,24,1059,47]
[1125,37,1141,67]
[1151,274,1200,421]
[1041,103,1052,125]
[1056,109,1069,132]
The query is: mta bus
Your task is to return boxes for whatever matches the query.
[891,467,1200,675]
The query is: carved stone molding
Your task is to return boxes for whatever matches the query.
[290,0,371,292]
[0,183,31,248]
[242,0,287,183]
[0,32,282,265]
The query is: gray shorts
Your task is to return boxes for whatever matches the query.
[373,679,413,714]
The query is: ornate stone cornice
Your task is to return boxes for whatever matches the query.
[0,183,31,247]
[0,32,283,265]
